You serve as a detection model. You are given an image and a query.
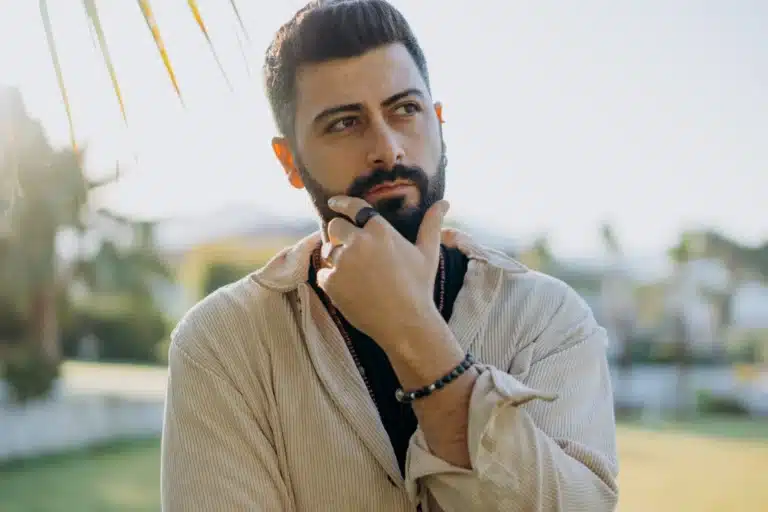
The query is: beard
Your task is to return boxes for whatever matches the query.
[299,141,447,244]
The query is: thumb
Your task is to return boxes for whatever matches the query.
[416,199,450,260]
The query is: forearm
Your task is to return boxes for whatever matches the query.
[384,313,478,469]
[404,365,618,512]
[384,312,618,511]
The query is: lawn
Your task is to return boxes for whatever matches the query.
[0,439,161,512]
[617,420,768,512]
[0,419,766,511]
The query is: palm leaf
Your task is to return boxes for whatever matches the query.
[84,10,99,50]
[228,0,251,43]
[39,0,77,152]
[233,22,252,77]
[228,0,252,75]
[136,0,183,104]
[82,0,128,123]
[187,0,233,90]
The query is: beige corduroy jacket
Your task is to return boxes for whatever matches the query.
[161,229,619,512]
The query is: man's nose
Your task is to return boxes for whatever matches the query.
[365,121,405,170]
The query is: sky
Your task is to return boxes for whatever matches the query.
[1,1,766,259]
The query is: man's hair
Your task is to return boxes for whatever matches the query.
[263,0,431,140]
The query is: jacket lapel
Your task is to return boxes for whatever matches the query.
[298,283,402,484]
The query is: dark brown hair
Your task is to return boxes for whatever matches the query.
[263,0,431,140]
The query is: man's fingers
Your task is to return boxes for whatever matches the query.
[415,200,450,259]
[320,242,344,267]
[327,215,359,245]
[327,196,387,231]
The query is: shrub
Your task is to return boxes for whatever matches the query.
[61,299,168,364]
[202,262,251,296]
[154,337,171,365]
[695,390,751,417]
[1,347,60,404]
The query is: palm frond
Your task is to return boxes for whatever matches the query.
[228,0,251,43]
[83,0,128,123]
[39,0,77,152]
[228,0,252,75]
[233,20,252,77]
[187,0,233,90]
[37,1,256,150]
[136,0,183,104]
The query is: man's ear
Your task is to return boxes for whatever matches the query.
[434,102,445,124]
[271,137,304,189]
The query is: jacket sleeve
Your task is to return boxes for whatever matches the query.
[405,283,619,512]
[161,339,294,512]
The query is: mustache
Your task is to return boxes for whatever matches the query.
[346,164,429,199]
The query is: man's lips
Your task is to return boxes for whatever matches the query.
[364,181,415,201]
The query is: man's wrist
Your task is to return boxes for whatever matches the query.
[382,311,466,390]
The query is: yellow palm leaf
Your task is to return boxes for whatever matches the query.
[39,0,77,153]
[82,0,128,123]
[136,0,183,104]
[187,0,232,90]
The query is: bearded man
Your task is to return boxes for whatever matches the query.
[161,1,619,510]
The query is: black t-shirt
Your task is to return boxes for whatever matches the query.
[307,245,469,476]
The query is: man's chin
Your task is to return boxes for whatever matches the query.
[381,209,425,244]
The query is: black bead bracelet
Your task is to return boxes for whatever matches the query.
[394,353,476,404]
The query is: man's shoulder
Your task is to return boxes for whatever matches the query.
[170,276,288,363]
[485,253,600,350]
[504,265,589,317]
[478,247,585,313]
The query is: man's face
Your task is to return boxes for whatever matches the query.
[273,43,446,244]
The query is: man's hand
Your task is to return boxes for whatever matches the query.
[321,195,477,469]
[317,195,450,352]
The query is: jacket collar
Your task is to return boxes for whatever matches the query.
[250,228,526,292]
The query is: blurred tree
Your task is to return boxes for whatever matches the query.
[62,210,175,363]
[667,234,695,417]
[599,222,637,415]
[1,88,134,360]
[519,234,555,273]
[600,222,621,256]
[202,262,250,297]
[72,211,173,308]
[0,87,90,363]
[684,230,768,281]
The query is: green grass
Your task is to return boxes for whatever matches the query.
[618,412,768,440]
[1,417,766,512]
[0,438,161,512]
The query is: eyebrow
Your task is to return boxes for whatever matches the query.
[312,88,426,126]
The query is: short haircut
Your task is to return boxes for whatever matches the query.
[263,0,431,140]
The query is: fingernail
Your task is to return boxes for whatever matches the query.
[441,200,451,214]
[328,197,340,207]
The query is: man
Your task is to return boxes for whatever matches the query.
[161,1,619,510]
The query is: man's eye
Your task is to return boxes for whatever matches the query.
[327,117,358,133]
[394,102,421,116]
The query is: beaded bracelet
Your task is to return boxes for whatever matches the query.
[394,353,476,404]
